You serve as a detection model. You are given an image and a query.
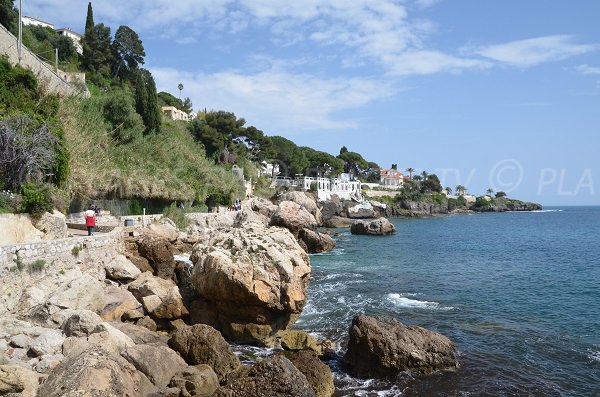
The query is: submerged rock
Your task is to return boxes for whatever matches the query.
[350,217,395,236]
[344,315,459,378]
[190,222,311,345]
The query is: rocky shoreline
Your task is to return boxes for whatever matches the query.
[0,192,462,397]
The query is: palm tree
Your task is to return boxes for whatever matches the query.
[445,186,452,195]
[486,188,494,197]
[406,167,415,180]
[421,170,428,181]
[178,83,184,100]
[412,175,422,182]
[456,185,466,196]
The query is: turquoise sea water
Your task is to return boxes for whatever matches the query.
[298,207,600,396]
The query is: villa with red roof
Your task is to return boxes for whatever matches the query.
[380,164,404,188]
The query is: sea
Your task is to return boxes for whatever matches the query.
[295,207,600,396]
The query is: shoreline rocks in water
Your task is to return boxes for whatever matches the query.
[350,217,396,236]
[344,315,459,378]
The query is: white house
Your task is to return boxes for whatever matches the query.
[22,16,54,29]
[55,28,83,55]
[161,106,189,121]
[293,174,361,201]
[257,161,280,179]
[379,164,404,189]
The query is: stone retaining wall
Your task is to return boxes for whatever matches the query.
[0,228,123,270]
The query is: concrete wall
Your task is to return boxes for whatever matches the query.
[0,23,88,97]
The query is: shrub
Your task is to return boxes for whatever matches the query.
[28,259,46,272]
[71,245,82,257]
[13,253,24,272]
[20,182,53,218]
[162,203,190,230]
[102,90,144,143]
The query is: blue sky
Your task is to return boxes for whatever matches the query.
[25,0,600,205]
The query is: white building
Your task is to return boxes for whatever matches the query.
[55,28,83,55]
[379,164,404,189]
[257,161,280,179]
[274,174,361,201]
[21,16,55,29]
[161,106,189,121]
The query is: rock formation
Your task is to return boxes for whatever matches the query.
[350,217,396,236]
[344,315,459,378]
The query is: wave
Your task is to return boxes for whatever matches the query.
[387,293,454,311]
[588,348,600,363]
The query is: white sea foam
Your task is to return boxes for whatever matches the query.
[588,348,600,362]
[387,293,454,311]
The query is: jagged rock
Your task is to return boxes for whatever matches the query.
[168,324,240,381]
[128,272,188,320]
[109,322,169,346]
[319,196,343,220]
[137,316,158,331]
[20,271,105,327]
[344,315,459,378]
[33,210,68,240]
[190,223,311,345]
[250,197,278,218]
[34,353,63,373]
[27,329,64,357]
[215,355,315,397]
[289,350,334,397]
[298,229,336,253]
[345,202,375,219]
[138,236,177,280]
[61,310,103,337]
[38,345,156,397]
[0,365,39,397]
[9,334,32,349]
[350,218,395,236]
[122,344,187,388]
[104,254,142,281]
[322,215,354,228]
[101,285,141,321]
[168,365,219,397]
[148,218,180,242]
[122,308,145,322]
[278,330,322,355]
[233,208,269,227]
[92,323,135,353]
[270,201,318,234]
[276,192,322,225]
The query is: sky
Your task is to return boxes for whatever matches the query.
[23,0,600,205]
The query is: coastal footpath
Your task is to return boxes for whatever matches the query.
[0,192,460,396]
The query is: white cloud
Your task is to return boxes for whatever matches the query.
[384,50,490,76]
[413,0,441,9]
[475,35,597,68]
[151,67,395,133]
[576,64,600,75]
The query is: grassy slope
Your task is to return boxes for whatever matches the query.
[60,95,244,203]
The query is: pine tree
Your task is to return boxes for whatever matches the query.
[81,2,98,72]
[134,71,148,122]
[144,71,161,133]
[134,69,161,134]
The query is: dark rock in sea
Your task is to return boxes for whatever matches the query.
[319,195,343,220]
[298,228,336,253]
[288,350,335,397]
[323,215,354,228]
[215,355,316,397]
[344,315,459,378]
[168,324,240,382]
[350,218,395,236]
[471,197,542,212]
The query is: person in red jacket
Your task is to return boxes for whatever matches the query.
[84,206,96,236]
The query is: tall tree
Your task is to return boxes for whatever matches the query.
[93,23,113,77]
[270,136,309,176]
[134,69,160,134]
[406,167,415,180]
[182,97,193,114]
[0,0,18,35]
[81,2,97,72]
[112,25,145,79]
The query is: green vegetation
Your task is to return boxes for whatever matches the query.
[0,0,18,35]
[29,259,46,272]
[162,204,190,230]
[20,182,53,218]
[71,244,82,257]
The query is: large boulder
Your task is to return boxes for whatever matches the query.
[61,310,103,337]
[190,223,311,345]
[270,201,318,235]
[250,197,278,218]
[168,324,240,381]
[104,254,142,282]
[350,218,395,236]
[0,365,39,397]
[319,196,343,220]
[101,285,141,321]
[33,210,68,240]
[298,229,336,254]
[128,272,189,320]
[137,236,177,280]
[122,344,187,388]
[289,350,334,397]
[148,218,180,242]
[109,322,169,346]
[38,345,155,397]
[169,365,219,397]
[276,192,322,225]
[344,315,459,378]
[322,215,354,228]
[215,355,315,397]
